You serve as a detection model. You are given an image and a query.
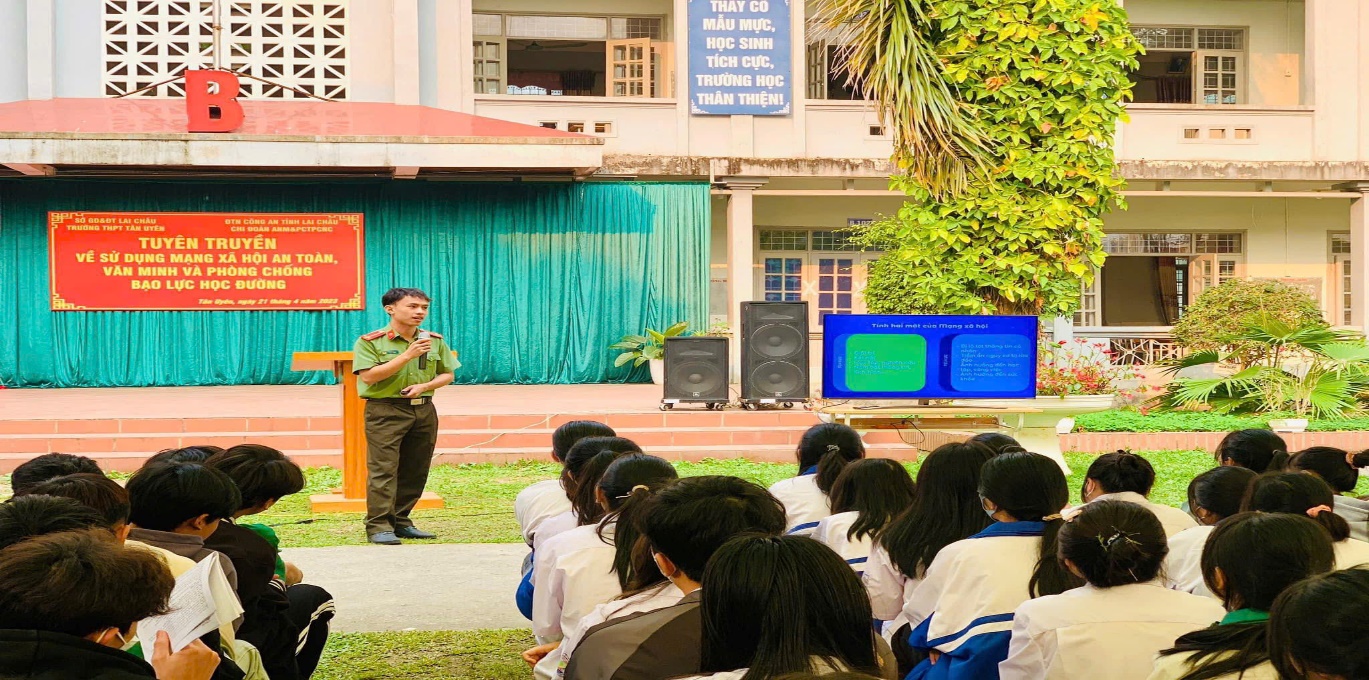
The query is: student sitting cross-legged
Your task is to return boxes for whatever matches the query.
[1069,451,1197,537]
[813,458,915,576]
[1150,512,1335,680]
[675,534,895,680]
[562,475,788,680]
[999,500,1225,680]
[0,529,222,680]
[206,445,335,679]
[516,420,617,555]
[1213,430,1289,473]
[1163,466,1256,598]
[1290,446,1369,541]
[769,423,866,536]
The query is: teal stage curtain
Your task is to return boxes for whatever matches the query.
[0,180,710,387]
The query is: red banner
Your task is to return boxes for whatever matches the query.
[49,212,365,311]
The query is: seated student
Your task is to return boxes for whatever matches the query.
[1070,451,1196,537]
[144,446,227,468]
[1290,446,1369,541]
[516,421,616,549]
[206,445,335,679]
[126,463,242,588]
[529,454,678,679]
[1243,472,1369,569]
[903,451,1082,680]
[864,442,996,651]
[0,493,110,550]
[1268,567,1369,680]
[675,535,890,680]
[9,452,102,494]
[1150,512,1335,680]
[967,433,1025,455]
[563,475,788,680]
[813,459,915,574]
[770,423,866,536]
[1214,430,1288,472]
[22,474,261,680]
[0,529,222,680]
[1163,467,1256,597]
[1000,500,1225,680]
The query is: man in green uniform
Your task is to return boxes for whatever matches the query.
[353,287,460,545]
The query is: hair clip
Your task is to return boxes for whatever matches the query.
[1042,513,1063,522]
[1348,452,1359,468]
[826,444,841,454]
[1307,504,1333,518]
[615,484,651,500]
[1098,530,1141,551]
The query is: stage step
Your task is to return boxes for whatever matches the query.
[0,410,920,472]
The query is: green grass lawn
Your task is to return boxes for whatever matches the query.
[256,450,1268,547]
[314,630,534,680]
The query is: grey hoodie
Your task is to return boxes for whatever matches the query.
[1334,495,1369,543]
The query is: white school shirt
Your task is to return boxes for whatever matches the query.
[770,473,830,536]
[1334,495,1369,543]
[813,511,874,573]
[1162,525,1215,598]
[863,544,922,637]
[1148,652,1279,680]
[1334,536,1369,569]
[533,510,579,554]
[555,582,686,676]
[1071,492,1197,537]
[999,582,1226,680]
[516,479,572,545]
[531,522,623,643]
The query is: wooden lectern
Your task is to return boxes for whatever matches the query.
[291,352,445,513]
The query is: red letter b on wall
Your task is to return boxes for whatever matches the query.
[185,70,245,133]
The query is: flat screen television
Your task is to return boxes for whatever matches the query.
[822,314,1038,400]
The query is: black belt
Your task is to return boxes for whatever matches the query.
[366,397,431,405]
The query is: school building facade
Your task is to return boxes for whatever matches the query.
[1,0,1367,386]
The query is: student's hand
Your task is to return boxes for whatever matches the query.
[284,561,304,586]
[400,384,429,398]
[521,642,560,667]
[150,632,220,680]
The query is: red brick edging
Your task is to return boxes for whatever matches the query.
[1062,431,1369,454]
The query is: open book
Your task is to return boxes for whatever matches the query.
[136,554,237,659]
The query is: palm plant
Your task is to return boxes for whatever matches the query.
[810,0,991,196]
[1156,316,1369,418]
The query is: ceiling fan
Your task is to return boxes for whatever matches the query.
[517,40,592,51]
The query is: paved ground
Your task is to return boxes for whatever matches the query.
[282,543,531,632]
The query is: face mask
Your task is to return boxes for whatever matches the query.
[980,496,997,521]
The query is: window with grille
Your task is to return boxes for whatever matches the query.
[1195,233,1243,254]
[764,258,804,302]
[1332,234,1352,325]
[811,230,862,251]
[816,257,856,321]
[1128,25,1245,105]
[505,15,608,39]
[1132,26,1194,50]
[759,230,809,251]
[102,0,348,99]
[1198,28,1244,50]
[473,13,502,36]
[1104,232,1243,255]
[610,17,662,40]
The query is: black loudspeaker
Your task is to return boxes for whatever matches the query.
[662,336,729,410]
[741,301,810,405]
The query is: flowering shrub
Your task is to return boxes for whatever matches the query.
[1037,340,1141,399]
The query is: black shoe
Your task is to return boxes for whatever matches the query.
[395,526,436,539]
[368,531,402,545]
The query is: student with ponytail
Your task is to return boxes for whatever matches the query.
[1001,501,1224,680]
[532,436,642,553]
[1290,446,1369,541]
[516,421,617,547]
[1150,512,1335,680]
[1268,567,1369,680]
[1164,467,1257,597]
[1214,430,1289,472]
[769,423,866,536]
[528,454,678,678]
[813,459,915,574]
[1242,472,1369,569]
[1073,451,1197,536]
[901,452,1082,680]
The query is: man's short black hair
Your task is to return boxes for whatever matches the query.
[641,476,787,582]
[11,454,102,495]
[126,462,242,531]
[0,495,110,550]
[0,529,173,638]
[26,473,131,529]
[207,444,306,510]
[382,287,431,306]
[1086,450,1157,496]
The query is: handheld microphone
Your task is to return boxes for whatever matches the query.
[417,330,431,370]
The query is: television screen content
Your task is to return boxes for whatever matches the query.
[822,315,1038,400]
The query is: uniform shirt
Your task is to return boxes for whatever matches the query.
[1163,525,1215,598]
[563,591,703,680]
[516,479,573,546]
[533,510,579,554]
[813,510,874,573]
[1334,536,1369,568]
[352,327,460,399]
[769,473,830,536]
[242,522,287,580]
[532,521,623,643]
[863,544,922,634]
[999,582,1225,680]
[1069,492,1197,537]
[1334,495,1369,542]
[903,522,1046,680]
[555,582,685,675]
[1148,653,1278,680]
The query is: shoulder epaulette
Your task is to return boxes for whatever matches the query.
[360,330,386,341]
[427,331,444,339]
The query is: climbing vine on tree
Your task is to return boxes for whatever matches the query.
[856,0,1141,316]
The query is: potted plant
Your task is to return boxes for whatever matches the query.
[611,321,690,385]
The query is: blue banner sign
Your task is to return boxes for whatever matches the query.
[688,0,792,116]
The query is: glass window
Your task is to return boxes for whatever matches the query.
[1198,28,1244,50]
[764,258,804,303]
[759,230,808,251]
[812,230,862,251]
[610,17,662,39]
[1195,233,1242,254]
[1332,233,1352,255]
[473,13,502,36]
[505,15,608,39]
[1132,26,1194,50]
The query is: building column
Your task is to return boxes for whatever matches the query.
[724,177,768,381]
[1338,182,1369,332]
[26,0,55,100]
[392,0,422,105]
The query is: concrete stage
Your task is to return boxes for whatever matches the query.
[0,384,919,471]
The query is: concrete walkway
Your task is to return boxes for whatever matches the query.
[282,543,530,632]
